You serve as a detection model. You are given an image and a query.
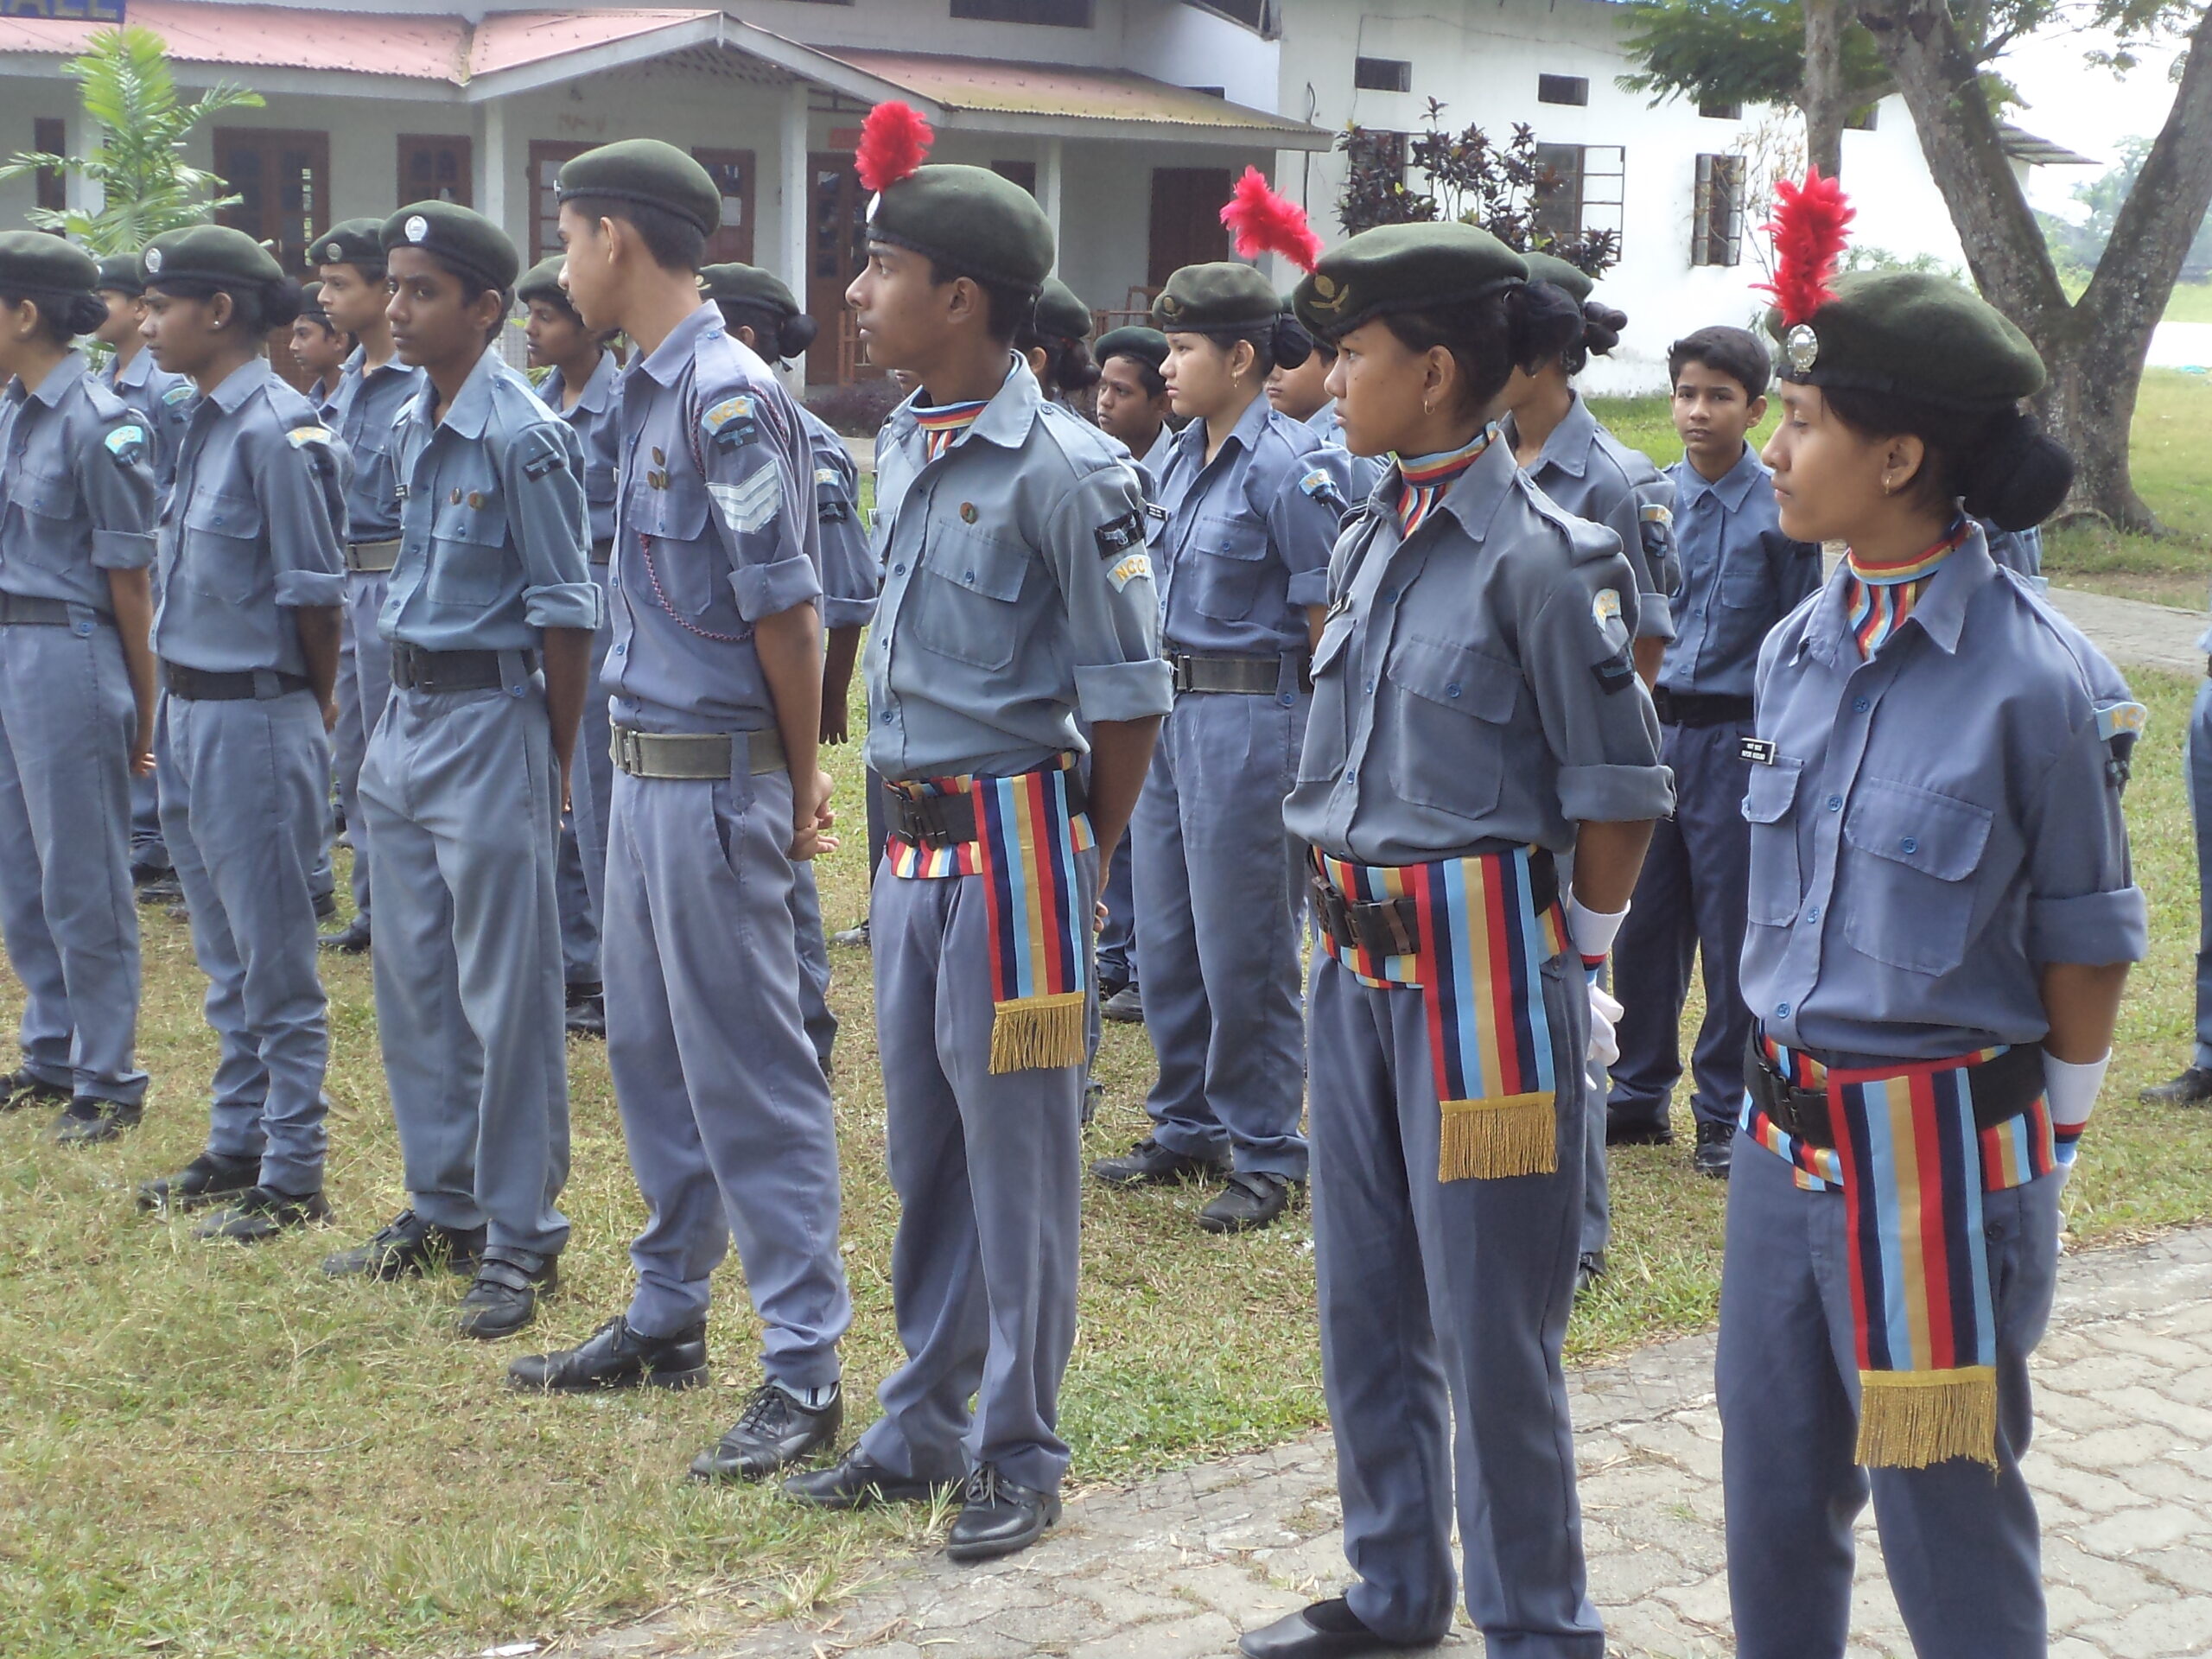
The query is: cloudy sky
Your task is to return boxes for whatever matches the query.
[1998,22,2188,215]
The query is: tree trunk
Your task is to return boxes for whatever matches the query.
[1802,0,1850,178]
[1858,0,2212,533]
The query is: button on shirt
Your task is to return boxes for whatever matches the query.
[1153,393,1353,658]
[1506,392,1679,641]
[99,346,194,498]
[607,305,820,735]
[866,356,1172,781]
[153,358,346,676]
[1739,525,2147,1065]
[327,346,424,544]
[0,352,158,610]
[381,348,595,654]
[1284,432,1673,867]
[540,351,620,549]
[1656,444,1822,700]
[799,401,877,632]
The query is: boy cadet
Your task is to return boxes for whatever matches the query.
[1092,324,1177,491]
[505,144,853,1483]
[290,283,352,414]
[1605,327,1822,1177]
[779,103,1168,1564]
[321,204,596,1340]
[312,219,424,957]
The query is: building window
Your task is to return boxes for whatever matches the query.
[397,134,472,207]
[1698,98,1743,121]
[529,140,588,264]
[991,160,1039,197]
[1691,153,1745,267]
[214,127,330,275]
[696,149,756,264]
[1534,143,1625,248]
[1537,74,1589,107]
[950,0,1091,24]
[1185,0,1277,32]
[33,117,64,216]
[1355,57,1411,93]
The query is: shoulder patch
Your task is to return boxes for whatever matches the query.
[1095,510,1146,559]
[161,382,195,408]
[103,423,149,465]
[286,425,334,450]
[1300,468,1349,514]
[1591,649,1637,696]
[2096,700,2147,742]
[1638,502,1674,527]
[702,394,760,452]
[1592,588,1622,627]
[1106,550,1153,592]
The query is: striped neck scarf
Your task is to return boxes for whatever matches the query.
[915,397,991,463]
[1392,426,1496,538]
[1842,519,1970,658]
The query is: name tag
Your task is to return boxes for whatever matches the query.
[1739,736,1777,766]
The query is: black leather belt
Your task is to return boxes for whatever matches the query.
[1310,845,1556,957]
[588,538,613,567]
[1168,650,1308,696]
[611,724,785,779]
[0,593,95,627]
[1745,1034,2046,1150]
[160,661,311,701]
[1652,687,1754,728]
[882,770,1090,850]
[344,538,401,575]
[389,643,537,695]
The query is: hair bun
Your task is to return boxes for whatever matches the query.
[262,276,304,331]
[1269,311,1313,371]
[1504,279,1584,371]
[782,312,819,357]
[65,292,110,337]
[1581,301,1627,359]
[1961,408,2072,531]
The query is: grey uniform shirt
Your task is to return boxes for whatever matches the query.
[607,304,820,736]
[865,356,1173,781]
[99,346,194,499]
[798,402,877,632]
[1284,432,1673,867]
[1739,526,2146,1065]
[1505,392,1680,642]
[153,358,346,677]
[328,346,424,545]
[381,348,596,654]
[540,351,620,550]
[1303,396,1386,500]
[1656,445,1822,700]
[0,352,158,611]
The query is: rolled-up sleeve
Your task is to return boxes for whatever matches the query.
[258,425,346,610]
[82,410,158,571]
[1268,446,1356,613]
[504,422,601,633]
[1046,461,1172,726]
[810,431,878,630]
[1526,523,1673,825]
[2024,702,2148,965]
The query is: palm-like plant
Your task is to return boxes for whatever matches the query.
[0,25,264,255]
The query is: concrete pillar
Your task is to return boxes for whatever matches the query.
[479,99,512,252]
[1040,135,1065,260]
[65,101,102,222]
[779,78,810,395]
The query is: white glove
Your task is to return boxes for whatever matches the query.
[1587,980,1624,1071]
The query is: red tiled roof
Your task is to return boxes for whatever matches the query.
[819,46,1311,132]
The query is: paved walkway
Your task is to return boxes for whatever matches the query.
[2045,583,2204,677]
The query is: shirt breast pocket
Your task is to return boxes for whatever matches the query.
[427,483,512,609]
[1294,613,1357,785]
[910,524,1028,671]
[1741,758,1803,926]
[584,462,617,511]
[1719,552,1771,611]
[10,462,80,569]
[1384,633,1517,818]
[1188,516,1271,623]
[631,476,716,616]
[1840,778,1992,976]
[180,486,265,604]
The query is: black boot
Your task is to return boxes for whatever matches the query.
[1198,1171,1295,1235]
[507,1317,708,1392]
[1090,1135,1229,1188]
[564,982,606,1039]
[2140,1065,2212,1107]
[455,1248,558,1340]
[322,1208,486,1281]
[319,914,372,955]
[1693,1118,1734,1179]
[1238,1598,1434,1658]
[782,1449,954,1511]
[690,1381,842,1483]
[195,1185,333,1243]
[944,1463,1060,1563]
[1574,1250,1605,1300]
[0,1067,70,1115]
[137,1150,261,1213]
[48,1097,141,1147]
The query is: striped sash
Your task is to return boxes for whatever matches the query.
[1312,845,1567,1181]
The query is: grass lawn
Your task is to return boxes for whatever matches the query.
[3,454,2211,1659]
[2030,369,2212,609]
[2164,281,2212,326]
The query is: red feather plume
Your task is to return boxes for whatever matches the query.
[1755,168,1854,327]
[1219,166,1322,273]
[855,101,932,194]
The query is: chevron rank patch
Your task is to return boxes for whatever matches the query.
[104,423,148,465]
[702,395,759,451]
[709,466,781,536]
[1106,550,1152,592]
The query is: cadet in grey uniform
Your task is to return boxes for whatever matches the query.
[0,235,159,1143]
[505,146,850,1484]
[290,282,353,416]
[313,218,424,957]
[1238,221,1668,1659]
[781,105,1168,1565]
[1719,196,2146,1659]
[700,260,880,1075]
[1089,253,1354,1233]
[1268,298,1385,501]
[130,226,347,1236]
[322,203,596,1339]
[518,255,620,1039]
[1018,277,1101,411]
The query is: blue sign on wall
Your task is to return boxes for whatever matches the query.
[1,0,126,21]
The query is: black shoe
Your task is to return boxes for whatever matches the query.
[318,915,372,955]
[312,891,338,922]
[0,1067,70,1115]
[507,1316,708,1393]
[194,1185,332,1243]
[1081,1079,1103,1127]
[782,1449,954,1511]
[2140,1065,2212,1107]
[690,1381,843,1483]
[831,919,870,948]
[945,1463,1060,1563]
[137,876,184,906]
[455,1247,558,1340]
[322,1208,487,1281]
[130,859,170,888]
[1100,984,1145,1025]
[1098,974,1130,1004]
[137,1150,261,1213]
[1198,1170,1294,1235]
[564,985,606,1039]
[1693,1119,1734,1179]
[1091,1135,1229,1189]
[1239,1598,1433,1658]
[48,1097,141,1146]
[1605,1111,1675,1147]
[163,903,190,923]
[1574,1250,1605,1300]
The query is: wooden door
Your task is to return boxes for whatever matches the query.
[806,152,875,381]
[1147,167,1231,288]
[214,126,331,276]
[528,140,590,264]
[693,148,756,265]
[397,133,473,208]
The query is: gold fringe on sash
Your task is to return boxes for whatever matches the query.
[988,990,1088,1075]
[1855,1366,1999,1470]
[1439,1092,1558,1182]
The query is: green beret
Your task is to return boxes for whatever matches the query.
[0,231,97,302]
[867,163,1053,294]
[1094,324,1168,374]
[314,218,387,271]
[1033,276,1092,340]
[298,280,330,323]
[1778,270,2044,411]
[142,225,284,292]
[557,139,721,237]
[698,262,800,318]
[1293,221,1528,340]
[381,201,520,295]
[1151,262,1276,334]
[1522,250,1593,305]
[515,255,575,311]
[93,253,143,296]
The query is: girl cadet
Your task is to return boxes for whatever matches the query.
[1241,220,1669,1659]
[0,234,159,1143]
[1019,277,1101,412]
[1721,175,2145,1659]
[1088,171,1357,1236]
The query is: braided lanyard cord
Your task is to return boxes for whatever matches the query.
[635,382,749,645]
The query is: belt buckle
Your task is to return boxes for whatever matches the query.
[1170,654,1194,695]
[615,728,644,775]
[911,797,955,849]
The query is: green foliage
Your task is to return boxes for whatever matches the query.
[0,26,264,255]
[2042,135,2212,282]
[1617,0,1893,113]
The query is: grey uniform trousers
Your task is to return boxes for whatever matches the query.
[602,760,850,1379]
[130,756,166,873]
[1718,1135,2061,1658]
[159,685,331,1191]
[0,614,147,1105]
[855,846,1098,1496]
[1132,689,1310,1179]
[1308,950,1604,1658]
[334,569,392,922]
[359,677,569,1255]
[2187,678,2212,1071]
[557,561,614,990]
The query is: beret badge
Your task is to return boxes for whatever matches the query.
[405,214,429,244]
[1306,270,1349,315]
[1156,292,1182,320]
[324,242,341,262]
[143,247,162,274]
[1785,324,1820,373]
